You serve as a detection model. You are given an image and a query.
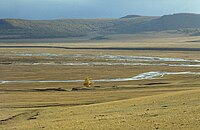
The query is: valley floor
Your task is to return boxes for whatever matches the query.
[0,37,200,129]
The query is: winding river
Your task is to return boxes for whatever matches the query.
[1,71,200,84]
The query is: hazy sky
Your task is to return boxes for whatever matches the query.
[1,0,200,19]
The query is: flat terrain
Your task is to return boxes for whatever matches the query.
[0,36,200,130]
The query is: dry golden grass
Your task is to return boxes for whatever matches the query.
[0,36,200,129]
[1,88,200,130]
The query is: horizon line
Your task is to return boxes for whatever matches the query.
[0,12,199,20]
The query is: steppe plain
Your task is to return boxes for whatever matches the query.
[0,35,200,130]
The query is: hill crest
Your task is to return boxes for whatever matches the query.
[0,13,200,39]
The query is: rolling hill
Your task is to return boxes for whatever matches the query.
[0,13,200,39]
[128,13,200,33]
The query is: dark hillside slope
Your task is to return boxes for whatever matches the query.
[0,17,155,39]
[129,13,200,33]
[0,13,200,39]
[0,19,17,29]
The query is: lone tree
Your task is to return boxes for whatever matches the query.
[83,77,93,87]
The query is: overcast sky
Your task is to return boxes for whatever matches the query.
[1,0,200,19]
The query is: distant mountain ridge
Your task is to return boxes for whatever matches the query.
[0,13,200,39]
[120,15,142,19]
[136,13,200,31]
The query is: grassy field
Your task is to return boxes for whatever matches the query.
[0,36,200,129]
